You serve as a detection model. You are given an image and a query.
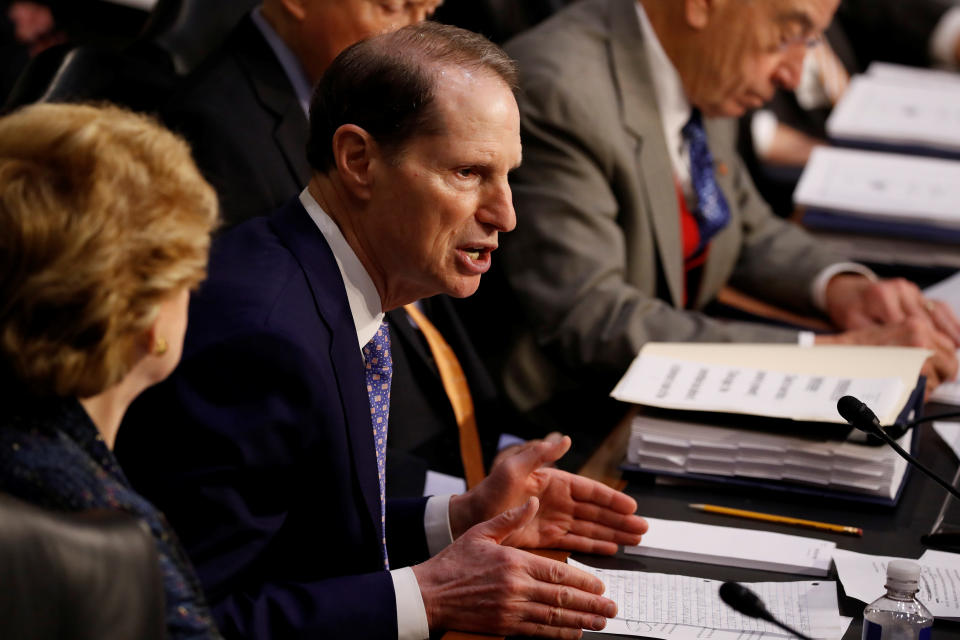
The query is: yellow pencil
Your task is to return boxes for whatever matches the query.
[689,503,863,537]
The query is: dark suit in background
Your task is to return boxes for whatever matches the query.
[117,199,430,639]
[838,0,958,69]
[159,14,309,228]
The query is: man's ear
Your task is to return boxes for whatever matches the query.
[332,124,378,201]
[684,0,714,30]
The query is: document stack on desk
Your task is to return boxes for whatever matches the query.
[612,343,929,505]
[826,63,960,159]
[793,146,960,247]
[624,517,836,576]
[568,559,850,639]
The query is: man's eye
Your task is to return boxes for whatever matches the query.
[457,168,475,178]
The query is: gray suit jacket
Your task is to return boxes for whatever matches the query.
[497,0,845,412]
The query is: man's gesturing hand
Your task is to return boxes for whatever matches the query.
[449,435,648,554]
[413,498,616,638]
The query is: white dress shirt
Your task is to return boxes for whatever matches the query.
[634,4,875,335]
[300,192,454,639]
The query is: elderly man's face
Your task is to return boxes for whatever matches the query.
[300,0,443,81]
[364,69,521,302]
[683,0,839,117]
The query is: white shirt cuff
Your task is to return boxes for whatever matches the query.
[424,494,454,556]
[391,567,430,640]
[797,331,817,347]
[930,7,960,68]
[750,110,779,158]
[811,263,877,311]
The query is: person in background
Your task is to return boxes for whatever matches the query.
[0,103,221,640]
[118,22,649,639]
[744,0,960,215]
[161,0,443,228]
[468,0,960,436]
[160,0,531,500]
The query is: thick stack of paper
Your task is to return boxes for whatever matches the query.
[794,146,960,242]
[569,559,851,639]
[624,517,835,575]
[826,72,960,158]
[612,343,928,503]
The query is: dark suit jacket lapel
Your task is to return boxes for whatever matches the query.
[607,0,684,308]
[270,199,383,545]
[232,15,312,187]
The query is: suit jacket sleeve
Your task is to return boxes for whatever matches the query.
[119,326,428,639]
[501,69,803,380]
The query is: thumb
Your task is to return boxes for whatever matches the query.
[474,497,540,544]
[511,434,571,475]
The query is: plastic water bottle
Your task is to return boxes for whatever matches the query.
[862,559,933,640]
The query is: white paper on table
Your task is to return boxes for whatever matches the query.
[933,422,960,461]
[867,62,960,90]
[612,353,902,423]
[595,617,853,640]
[569,559,842,638]
[624,517,836,576]
[832,549,960,620]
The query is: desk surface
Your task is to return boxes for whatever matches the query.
[453,409,960,640]
[584,414,960,640]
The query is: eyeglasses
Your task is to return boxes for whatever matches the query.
[776,32,824,53]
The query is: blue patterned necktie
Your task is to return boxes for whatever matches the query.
[682,109,731,251]
[362,322,392,570]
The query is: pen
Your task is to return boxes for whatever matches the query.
[689,503,863,537]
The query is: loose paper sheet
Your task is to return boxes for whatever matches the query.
[569,559,843,638]
[832,549,960,620]
[933,422,960,461]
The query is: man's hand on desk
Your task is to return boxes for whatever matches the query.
[448,434,649,553]
[413,498,616,638]
[824,275,960,344]
[816,316,959,394]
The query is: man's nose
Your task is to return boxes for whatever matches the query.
[478,181,517,232]
[773,46,807,90]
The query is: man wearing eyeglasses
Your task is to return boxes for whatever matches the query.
[477,0,960,431]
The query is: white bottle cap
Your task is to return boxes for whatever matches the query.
[886,559,921,591]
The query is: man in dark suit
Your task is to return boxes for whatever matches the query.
[468,0,960,433]
[162,0,519,497]
[118,23,648,639]
[161,0,442,228]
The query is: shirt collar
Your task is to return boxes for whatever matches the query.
[635,3,693,141]
[299,188,385,350]
[251,6,313,116]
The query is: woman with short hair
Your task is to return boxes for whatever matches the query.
[0,102,221,640]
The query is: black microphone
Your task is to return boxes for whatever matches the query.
[719,582,815,640]
[837,395,960,502]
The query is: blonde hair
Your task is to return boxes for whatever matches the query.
[0,103,219,398]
